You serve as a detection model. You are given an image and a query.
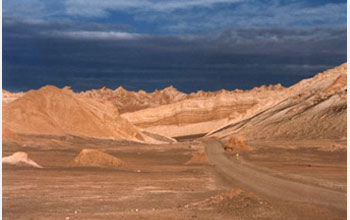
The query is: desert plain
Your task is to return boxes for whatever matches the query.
[2,64,347,219]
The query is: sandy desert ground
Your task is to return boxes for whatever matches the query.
[2,64,347,219]
[2,135,346,220]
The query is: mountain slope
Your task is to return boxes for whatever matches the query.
[209,63,347,141]
[2,90,24,105]
[78,86,189,113]
[78,85,266,114]
[3,64,346,142]
[3,85,155,142]
[121,85,286,137]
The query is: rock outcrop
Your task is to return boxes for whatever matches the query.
[72,149,126,168]
[2,152,42,168]
[185,152,211,165]
[224,135,252,153]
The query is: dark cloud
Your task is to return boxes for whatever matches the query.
[3,20,346,92]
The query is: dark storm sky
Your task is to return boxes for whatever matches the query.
[3,0,347,92]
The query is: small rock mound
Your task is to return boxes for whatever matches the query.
[190,189,249,208]
[185,152,211,165]
[2,152,43,168]
[72,149,126,168]
[187,189,278,219]
[225,135,252,153]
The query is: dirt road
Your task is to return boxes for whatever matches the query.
[205,140,346,211]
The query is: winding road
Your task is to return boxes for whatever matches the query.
[205,140,347,211]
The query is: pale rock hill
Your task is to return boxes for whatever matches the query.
[209,63,347,141]
[2,85,160,143]
[2,90,24,105]
[78,85,266,114]
[121,84,286,137]
[78,85,189,113]
[3,64,345,143]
